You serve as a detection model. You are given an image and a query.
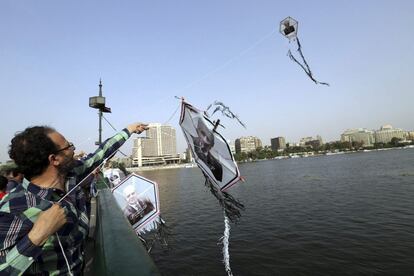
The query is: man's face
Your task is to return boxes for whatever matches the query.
[199,133,212,152]
[48,132,76,175]
[58,154,75,175]
[125,188,139,205]
[196,121,214,152]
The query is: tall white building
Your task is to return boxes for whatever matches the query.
[139,123,177,156]
[374,125,406,143]
[132,123,178,167]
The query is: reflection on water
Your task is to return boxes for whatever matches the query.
[140,149,414,275]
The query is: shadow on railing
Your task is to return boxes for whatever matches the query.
[84,189,160,276]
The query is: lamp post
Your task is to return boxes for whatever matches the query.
[89,80,111,145]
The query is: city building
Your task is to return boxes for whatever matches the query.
[132,123,179,167]
[270,137,286,151]
[341,128,375,147]
[374,125,406,144]
[299,135,323,147]
[235,136,262,154]
[298,135,323,148]
[286,142,300,147]
[299,136,313,146]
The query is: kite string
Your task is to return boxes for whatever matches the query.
[98,100,180,162]
[63,110,174,201]
[54,103,181,262]
[61,99,182,202]
[163,101,181,125]
[102,115,118,133]
[136,29,276,115]
[180,29,276,92]
[58,150,118,203]
[102,100,180,139]
[56,233,74,276]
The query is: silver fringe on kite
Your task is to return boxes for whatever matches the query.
[139,217,171,253]
[204,176,244,223]
[219,212,233,276]
[206,101,246,128]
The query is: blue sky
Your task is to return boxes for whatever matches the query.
[1,1,413,162]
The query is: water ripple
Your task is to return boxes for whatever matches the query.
[142,149,414,275]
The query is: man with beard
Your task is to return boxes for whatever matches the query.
[122,185,154,225]
[191,119,223,182]
[0,123,148,275]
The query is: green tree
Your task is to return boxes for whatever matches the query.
[390,137,402,147]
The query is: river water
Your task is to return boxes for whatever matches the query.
[140,148,414,275]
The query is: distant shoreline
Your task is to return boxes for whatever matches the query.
[127,146,414,172]
[127,163,196,172]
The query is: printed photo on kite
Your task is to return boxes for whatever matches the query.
[112,173,160,232]
[103,168,126,186]
[192,118,223,182]
[180,101,241,191]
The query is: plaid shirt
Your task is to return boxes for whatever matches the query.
[0,129,131,275]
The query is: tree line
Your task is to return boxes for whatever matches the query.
[233,137,413,162]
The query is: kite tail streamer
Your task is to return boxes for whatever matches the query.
[295,38,312,77]
[154,218,171,248]
[219,212,233,276]
[288,37,329,86]
[139,217,171,253]
[206,101,246,128]
[205,177,244,223]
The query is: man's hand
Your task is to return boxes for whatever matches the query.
[127,123,149,135]
[74,151,86,160]
[28,204,67,246]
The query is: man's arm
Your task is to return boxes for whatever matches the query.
[73,123,148,180]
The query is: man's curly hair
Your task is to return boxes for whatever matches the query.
[9,126,58,180]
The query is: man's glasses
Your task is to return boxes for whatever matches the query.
[55,142,75,153]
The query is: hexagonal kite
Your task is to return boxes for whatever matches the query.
[280,16,329,86]
[112,173,160,233]
[112,173,168,251]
